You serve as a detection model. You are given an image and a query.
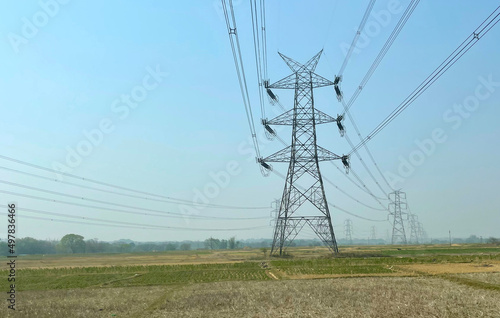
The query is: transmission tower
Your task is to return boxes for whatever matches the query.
[344,219,353,245]
[269,199,280,226]
[389,190,407,244]
[370,226,377,242]
[417,221,427,243]
[259,50,347,255]
[408,213,419,244]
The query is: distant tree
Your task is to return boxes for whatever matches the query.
[0,241,8,256]
[60,234,86,253]
[135,243,158,252]
[487,237,500,245]
[465,235,480,244]
[260,247,267,257]
[228,237,237,249]
[17,237,56,254]
[219,239,228,250]
[85,239,101,253]
[180,243,191,251]
[165,243,177,251]
[204,237,221,250]
[118,243,134,253]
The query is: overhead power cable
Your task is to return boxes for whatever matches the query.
[0,213,267,232]
[337,0,377,77]
[349,5,500,155]
[250,0,266,119]
[0,165,267,210]
[343,0,420,115]
[0,185,268,221]
[0,154,267,209]
[335,0,421,193]
[330,161,387,201]
[322,174,387,211]
[272,120,387,211]
[0,205,267,231]
[270,170,386,222]
[222,0,263,165]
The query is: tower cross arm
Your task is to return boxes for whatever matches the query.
[265,109,338,126]
[262,146,292,163]
[268,73,297,89]
[316,145,342,161]
[262,145,341,163]
[268,72,334,89]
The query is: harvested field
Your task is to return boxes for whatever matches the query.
[5,276,500,318]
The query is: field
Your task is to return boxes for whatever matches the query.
[1,244,499,317]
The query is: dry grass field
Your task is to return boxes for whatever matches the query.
[2,244,499,317]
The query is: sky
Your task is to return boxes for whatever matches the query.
[0,0,499,243]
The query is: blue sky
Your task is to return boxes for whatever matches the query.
[0,0,499,243]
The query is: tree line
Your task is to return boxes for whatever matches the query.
[0,234,195,256]
[2,234,497,256]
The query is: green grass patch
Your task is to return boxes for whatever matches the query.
[0,262,270,291]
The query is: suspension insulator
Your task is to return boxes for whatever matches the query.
[333,75,342,86]
[341,155,350,174]
[257,158,272,171]
[334,85,343,101]
[266,88,278,103]
[262,119,276,140]
[336,114,345,137]
[258,158,272,177]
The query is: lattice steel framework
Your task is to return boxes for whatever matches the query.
[408,213,419,244]
[259,51,343,255]
[389,190,407,244]
[344,219,353,245]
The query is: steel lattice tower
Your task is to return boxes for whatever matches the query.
[370,226,377,241]
[260,50,344,255]
[344,219,353,245]
[389,190,407,244]
[408,213,419,244]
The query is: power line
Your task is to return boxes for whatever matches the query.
[349,5,500,154]
[348,167,390,210]
[330,161,387,201]
[343,0,420,114]
[333,0,421,196]
[222,0,263,167]
[0,154,267,209]
[0,165,267,210]
[0,187,269,221]
[337,0,376,77]
[322,174,386,211]
[272,113,387,212]
[344,132,390,197]
[271,170,386,222]
[0,206,268,232]
[250,0,266,119]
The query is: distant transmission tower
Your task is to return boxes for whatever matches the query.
[269,199,280,226]
[344,219,353,245]
[389,190,407,244]
[259,51,348,255]
[370,226,377,242]
[408,213,419,244]
[417,221,427,243]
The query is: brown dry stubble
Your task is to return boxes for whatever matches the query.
[5,276,500,317]
[149,276,500,317]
